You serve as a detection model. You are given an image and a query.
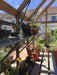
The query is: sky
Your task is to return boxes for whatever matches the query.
[0,0,57,12]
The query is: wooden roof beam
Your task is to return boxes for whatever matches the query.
[37,21,57,24]
[35,0,55,21]
[0,0,17,16]
[28,0,47,20]
[0,1,29,22]
[17,0,30,12]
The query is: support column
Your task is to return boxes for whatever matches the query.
[16,46,19,68]
[45,9,47,44]
[32,36,35,50]
[26,39,31,56]
[16,14,20,32]
[16,14,20,67]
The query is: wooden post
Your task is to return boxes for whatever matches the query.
[26,39,31,56]
[32,36,35,49]
[16,14,20,32]
[0,18,3,29]
[16,14,20,67]
[16,46,19,68]
[45,9,47,44]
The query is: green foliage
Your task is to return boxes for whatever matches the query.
[46,27,50,33]
[30,21,37,27]
[10,68,19,75]
[2,27,7,30]
[51,29,57,42]
[29,21,38,30]
[0,47,10,61]
[34,38,41,50]
[50,48,53,51]
[45,27,50,46]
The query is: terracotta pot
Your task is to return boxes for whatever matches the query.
[34,50,40,59]
[32,54,38,60]
[31,29,38,35]
[53,51,57,66]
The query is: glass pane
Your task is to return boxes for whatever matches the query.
[51,16,56,21]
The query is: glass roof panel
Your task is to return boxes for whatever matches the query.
[22,0,53,19]
[22,0,43,17]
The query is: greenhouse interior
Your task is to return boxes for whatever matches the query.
[0,0,57,75]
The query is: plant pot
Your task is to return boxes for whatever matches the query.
[32,54,38,60]
[53,51,57,66]
[30,29,38,35]
[34,50,40,59]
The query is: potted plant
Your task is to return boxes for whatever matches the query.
[44,43,50,53]
[32,39,41,60]
[44,27,50,52]
[29,21,39,34]
[34,40,41,55]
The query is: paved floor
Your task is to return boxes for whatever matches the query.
[30,51,57,75]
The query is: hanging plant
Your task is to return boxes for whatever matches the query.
[21,23,31,35]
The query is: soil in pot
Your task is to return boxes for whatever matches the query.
[32,53,38,61]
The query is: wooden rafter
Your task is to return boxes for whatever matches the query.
[35,0,55,21]
[45,9,47,42]
[0,0,17,16]
[0,0,29,22]
[37,21,57,24]
[28,0,47,20]
[20,13,29,22]
[17,0,30,13]
[43,25,57,27]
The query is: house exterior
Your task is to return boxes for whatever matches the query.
[0,12,16,30]
[0,6,57,36]
[38,6,57,38]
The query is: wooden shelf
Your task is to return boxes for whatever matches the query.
[0,34,38,48]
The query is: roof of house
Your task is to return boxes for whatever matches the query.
[0,12,15,19]
[43,6,57,15]
[22,6,57,16]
